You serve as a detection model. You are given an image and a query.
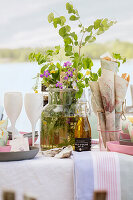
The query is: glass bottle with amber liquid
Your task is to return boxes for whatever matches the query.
[75,90,91,151]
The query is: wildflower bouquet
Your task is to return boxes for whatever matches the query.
[29,2,116,98]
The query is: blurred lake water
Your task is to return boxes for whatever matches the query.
[0,60,133,137]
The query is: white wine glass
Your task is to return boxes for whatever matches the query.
[24,93,43,146]
[4,92,23,140]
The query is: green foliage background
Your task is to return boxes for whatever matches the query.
[0,40,133,63]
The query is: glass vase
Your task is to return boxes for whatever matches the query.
[97,112,122,151]
[40,88,78,150]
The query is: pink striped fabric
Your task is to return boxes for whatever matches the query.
[91,152,121,200]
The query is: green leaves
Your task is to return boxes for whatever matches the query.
[56,62,62,70]
[55,45,60,54]
[60,16,66,26]
[69,15,79,21]
[112,53,126,67]
[96,27,104,35]
[53,18,61,28]
[76,81,85,98]
[77,81,85,88]
[29,52,36,62]
[82,57,93,69]
[90,72,98,81]
[85,78,89,84]
[66,2,77,14]
[66,2,73,12]
[89,36,96,42]
[74,41,78,46]
[29,52,47,65]
[75,88,83,99]
[65,45,73,56]
[94,19,102,29]
[46,50,54,56]
[40,65,49,74]
[97,68,101,77]
[65,45,72,52]
[85,35,91,42]
[48,14,66,28]
[86,25,94,32]
[48,13,54,23]
[64,37,73,45]
[70,32,78,40]
[94,18,116,35]
[51,70,60,80]
[78,24,82,28]
[59,25,71,37]
[77,72,83,79]
[112,53,123,60]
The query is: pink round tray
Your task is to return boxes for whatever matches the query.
[106,141,133,156]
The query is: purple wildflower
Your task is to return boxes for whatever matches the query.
[44,70,50,78]
[72,68,76,72]
[66,70,73,78]
[56,81,63,89]
[70,73,73,77]
[64,76,68,80]
[40,74,44,78]
[63,61,72,67]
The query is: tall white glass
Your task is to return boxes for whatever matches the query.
[4,92,23,140]
[24,93,43,146]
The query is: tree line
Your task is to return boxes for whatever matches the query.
[0,40,133,63]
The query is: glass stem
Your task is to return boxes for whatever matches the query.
[32,124,36,147]
[12,122,16,140]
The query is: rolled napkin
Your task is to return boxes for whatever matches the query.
[115,74,130,112]
[89,81,107,146]
[89,82,104,112]
[90,56,129,147]
[97,112,108,147]
[115,73,130,140]
[99,69,115,141]
[100,57,118,73]
[91,96,97,115]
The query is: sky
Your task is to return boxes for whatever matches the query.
[0,0,133,48]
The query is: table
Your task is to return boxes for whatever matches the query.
[0,155,74,200]
[0,150,133,200]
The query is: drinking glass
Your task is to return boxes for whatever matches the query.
[24,93,43,146]
[4,92,23,140]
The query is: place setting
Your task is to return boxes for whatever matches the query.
[0,92,43,161]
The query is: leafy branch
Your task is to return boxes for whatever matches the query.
[29,2,116,98]
[48,2,116,57]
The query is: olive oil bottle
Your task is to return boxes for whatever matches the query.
[75,90,91,151]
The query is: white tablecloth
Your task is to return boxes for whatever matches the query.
[0,155,74,200]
